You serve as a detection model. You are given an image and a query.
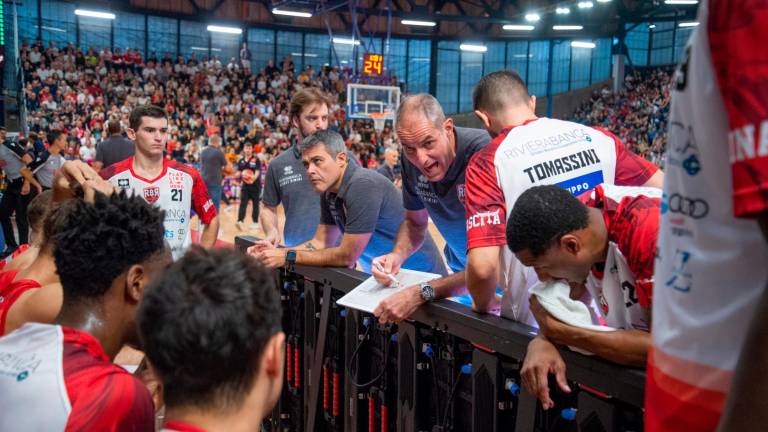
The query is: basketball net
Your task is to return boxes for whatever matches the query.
[370,112,388,133]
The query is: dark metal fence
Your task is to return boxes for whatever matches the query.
[235,236,645,432]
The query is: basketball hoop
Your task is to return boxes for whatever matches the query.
[370,112,388,133]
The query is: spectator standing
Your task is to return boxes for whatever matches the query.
[93,120,134,171]
[199,134,228,212]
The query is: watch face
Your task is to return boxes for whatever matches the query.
[421,283,435,301]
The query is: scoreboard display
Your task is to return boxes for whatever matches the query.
[362,53,383,76]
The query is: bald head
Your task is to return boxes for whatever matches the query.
[473,70,530,115]
[396,93,446,130]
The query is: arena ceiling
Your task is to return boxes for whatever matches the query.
[100,0,699,39]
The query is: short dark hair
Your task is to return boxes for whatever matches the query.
[506,185,589,257]
[299,129,345,158]
[52,191,166,306]
[47,130,64,145]
[473,70,530,114]
[27,190,53,234]
[129,105,168,131]
[107,120,122,135]
[138,247,281,411]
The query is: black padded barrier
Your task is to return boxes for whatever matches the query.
[235,235,646,432]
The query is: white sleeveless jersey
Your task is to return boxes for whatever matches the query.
[0,323,70,431]
[465,117,659,325]
[646,0,768,430]
[101,157,217,260]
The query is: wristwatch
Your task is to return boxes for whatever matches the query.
[419,281,435,302]
[286,250,297,267]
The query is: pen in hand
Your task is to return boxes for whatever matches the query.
[372,259,400,287]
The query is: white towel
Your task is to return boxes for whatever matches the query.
[529,280,616,333]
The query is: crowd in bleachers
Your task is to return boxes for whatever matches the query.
[572,68,672,166]
[18,39,399,172]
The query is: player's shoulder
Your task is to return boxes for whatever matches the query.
[468,129,508,172]
[99,157,132,180]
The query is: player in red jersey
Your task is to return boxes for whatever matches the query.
[0,189,170,431]
[506,184,660,408]
[464,71,664,324]
[101,105,218,260]
[139,248,284,432]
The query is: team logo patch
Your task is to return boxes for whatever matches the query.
[117,178,130,189]
[203,199,213,213]
[143,186,160,203]
[456,184,466,205]
[599,293,609,315]
[284,166,293,175]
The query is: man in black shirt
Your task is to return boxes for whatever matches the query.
[236,141,262,230]
[93,120,134,171]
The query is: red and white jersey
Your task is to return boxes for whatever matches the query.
[465,117,658,325]
[0,323,154,431]
[0,277,40,336]
[647,1,768,430]
[580,184,660,331]
[101,157,217,260]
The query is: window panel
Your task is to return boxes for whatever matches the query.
[78,15,111,53]
[570,41,592,90]
[625,23,649,66]
[551,41,571,94]
[674,26,694,63]
[247,28,274,71]
[211,32,241,67]
[506,41,529,83]
[436,41,459,113]
[527,40,549,96]
[650,21,674,65]
[385,38,407,84]
[115,13,146,57]
[40,0,75,46]
[304,33,330,69]
[277,31,303,71]
[406,39,430,94]
[591,38,611,84]
[179,20,207,60]
[459,51,483,112]
[16,0,39,45]
[483,41,506,75]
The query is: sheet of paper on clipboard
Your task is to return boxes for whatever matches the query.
[336,269,441,313]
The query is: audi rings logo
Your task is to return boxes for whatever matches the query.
[662,193,709,219]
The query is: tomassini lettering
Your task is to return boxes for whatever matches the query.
[522,149,601,183]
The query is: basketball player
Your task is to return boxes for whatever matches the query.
[139,248,284,431]
[0,191,170,431]
[101,105,219,260]
[236,141,262,230]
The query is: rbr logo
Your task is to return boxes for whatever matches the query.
[143,186,160,203]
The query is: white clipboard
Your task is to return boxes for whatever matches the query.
[336,269,441,313]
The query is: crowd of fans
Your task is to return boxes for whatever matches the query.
[18,39,400,180]
[572,68,672,166]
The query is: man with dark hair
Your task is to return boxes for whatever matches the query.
[0,133,37,255]
[0,190,170,431]
[93,119,134,171]
[200,134,228,213]
[236,141,262,230]
[101,105,219,260]
[464,70,665,325]
[24,129,66,191]
[139,248,284,430]
[506,184,661,408]
[253,130,445,275]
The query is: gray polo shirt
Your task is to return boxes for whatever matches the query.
[29,151,66,189]
[200,145,227,187]
[0,140,29,181]
[401,126,490,272]
[95,135,135,168]
[320,161,447,275]
[263,144,360,247]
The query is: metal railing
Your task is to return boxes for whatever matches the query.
[236,235,646,432]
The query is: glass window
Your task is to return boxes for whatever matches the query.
[15,0,39,45]
[211,32,241,67]
[406,39,430,94]
[551,41,571,94]
[528,40,549,96]
[385,38,407,84]
[506,41,529,83]
[331,34,356,69]
[277,31,303,71]
[570,42,591,90]
[115,13,146,57]
[179,20,207,61]
[458,50,483,112]
[650,21,674,65]
[436,41,459,113]
[591,38,611,84]
[674,25,694,63]
[625,23,649,66]
[483,41,506,75]
[78,15,111,53]
[304,33,330,69]
[40,0,75,46]
[148,16,176,59]
[247,28,274,71]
